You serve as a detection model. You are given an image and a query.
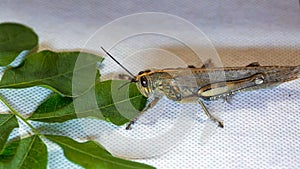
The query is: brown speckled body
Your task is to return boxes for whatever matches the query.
[101,47,300,128]
[135,65,300,102]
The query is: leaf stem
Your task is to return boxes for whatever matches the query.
[0,95,40,136]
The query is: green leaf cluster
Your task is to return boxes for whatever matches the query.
[0,23,151,169]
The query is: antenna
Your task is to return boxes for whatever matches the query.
[101,47,135,78]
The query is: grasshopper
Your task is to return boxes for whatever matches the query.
[101,47,300,129]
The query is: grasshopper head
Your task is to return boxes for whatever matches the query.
[133,70,153,98]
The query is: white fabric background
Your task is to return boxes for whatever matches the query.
[0,1,300,169]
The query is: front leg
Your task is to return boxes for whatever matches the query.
[126,97,160,130]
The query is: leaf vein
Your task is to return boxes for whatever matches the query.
[0,62,95,89]
[30,95,143,120]
[18,136,37,168]
[52,139,145,168]
[0,114,14,126]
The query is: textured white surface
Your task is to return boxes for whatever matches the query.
[1,1,300,169]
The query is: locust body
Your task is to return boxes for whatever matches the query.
[135,64,300,102]
[101,47,300,129]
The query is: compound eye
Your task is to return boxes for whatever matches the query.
[140,76,148,87]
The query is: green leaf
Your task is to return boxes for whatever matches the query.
[29,80,147,126]
[0,23,38,66]
[0,135,47,169]
[46,135,155,169]
[95,80,147,125]
[29,93,76,123]
[0,138,20,163]
[0,50,103,96]
[0,114,18,152]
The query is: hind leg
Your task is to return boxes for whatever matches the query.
[197,99,223,128]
